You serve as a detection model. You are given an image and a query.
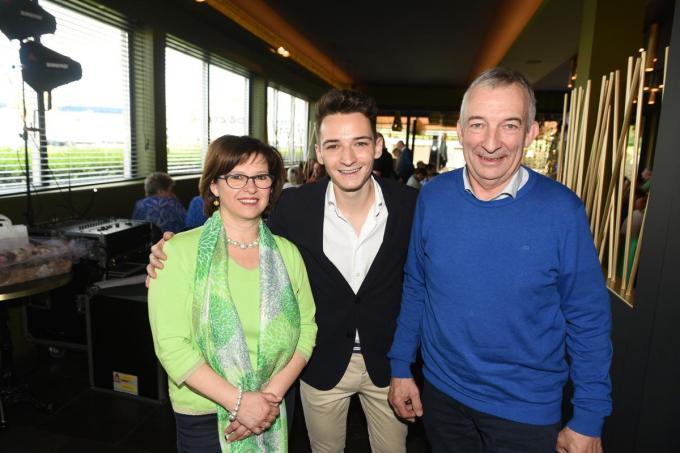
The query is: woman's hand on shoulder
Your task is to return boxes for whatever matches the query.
[236,391,282,434]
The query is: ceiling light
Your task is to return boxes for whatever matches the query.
[277,46,290,58]
[392,112,403,132]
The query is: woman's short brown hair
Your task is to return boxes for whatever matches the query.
[198,135,285,218]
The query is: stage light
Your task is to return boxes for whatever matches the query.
[0,0,56,41]
[20,41,82,93]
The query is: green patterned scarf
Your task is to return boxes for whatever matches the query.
[193,211,300,452]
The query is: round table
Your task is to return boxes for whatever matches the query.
[0,272,71,428]
[0,273,72,301]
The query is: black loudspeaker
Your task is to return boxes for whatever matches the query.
[87,280,166,402]
[20,41,82,93]
[0,0,56,41]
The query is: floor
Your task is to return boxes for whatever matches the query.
[0,346,430,453]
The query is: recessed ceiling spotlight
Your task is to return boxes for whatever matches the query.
[277,46,290,58]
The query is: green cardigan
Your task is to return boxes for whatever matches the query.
[148,226,317,415]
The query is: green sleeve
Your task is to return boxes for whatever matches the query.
[147,232,205,385]
[277,237,317,361]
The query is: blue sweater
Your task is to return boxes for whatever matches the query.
[388,167,612,437]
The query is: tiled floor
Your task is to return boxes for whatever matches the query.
[0,347,429,452]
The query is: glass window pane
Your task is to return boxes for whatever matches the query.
[0,39,26,194]
[0,0,131,194]
[209,64,249,141]
[165,48,205,174]
[266,87,308,164]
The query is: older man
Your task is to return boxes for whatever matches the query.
[388,68,612,453]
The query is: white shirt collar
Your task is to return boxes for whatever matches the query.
[325,176,385,219]
[463,165,529,201]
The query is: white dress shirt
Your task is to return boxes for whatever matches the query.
[323,177,388,350]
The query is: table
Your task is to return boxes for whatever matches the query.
[0,273,72,301]
[0,273,71,428]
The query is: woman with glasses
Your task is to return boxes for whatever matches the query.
[148,135,317,452]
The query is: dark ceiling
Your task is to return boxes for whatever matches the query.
[266,0,583,91]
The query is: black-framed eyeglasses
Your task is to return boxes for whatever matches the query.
[217,173,274,189]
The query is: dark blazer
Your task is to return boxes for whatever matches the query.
[268,176,418,390]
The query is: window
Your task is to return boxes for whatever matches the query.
[0,0,132,195]
[209,65,249,141]
[165,40,249,175]
[267,87,308,164]
[165,48,205,175]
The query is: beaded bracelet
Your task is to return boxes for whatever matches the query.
[229,387,243,422]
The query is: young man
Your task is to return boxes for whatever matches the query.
[388,67,612,453]
[149,89,417,452]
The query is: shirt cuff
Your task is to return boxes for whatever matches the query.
[567,407,606,437]
[390,359,413,378]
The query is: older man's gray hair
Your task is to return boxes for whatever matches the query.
[459,67,537,128]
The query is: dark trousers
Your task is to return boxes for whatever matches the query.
[174,386,297,452]
[422,380,560,453]
[175,413,220,453]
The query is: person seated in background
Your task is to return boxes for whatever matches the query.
[185,195,207,229]
[282,166,303,189]
[132,172,186,233]
[406,167,427,189]
[422,163,439,186]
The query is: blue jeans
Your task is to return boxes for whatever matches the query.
[422,380,561,453]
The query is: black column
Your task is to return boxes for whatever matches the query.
[604,1,680,451]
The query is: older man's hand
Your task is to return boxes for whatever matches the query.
[144,231,174,288]
[556,426,603,453]
[388,377,423,423]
